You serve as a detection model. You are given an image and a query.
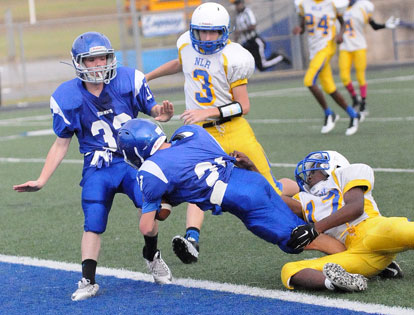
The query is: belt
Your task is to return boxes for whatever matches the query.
[202,117,231,128]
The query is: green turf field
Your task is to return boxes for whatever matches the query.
[1,65,414,308]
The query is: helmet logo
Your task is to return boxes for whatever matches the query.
[89,46,107,53]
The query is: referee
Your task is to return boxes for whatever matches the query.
[233,0,291,71]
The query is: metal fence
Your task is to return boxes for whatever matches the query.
[0,0,413,106]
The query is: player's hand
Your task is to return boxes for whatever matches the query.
[292,26,303,35]
[385,16,400,29]
[153,100,174,122]
[287,223,319,251]
[335,33,344,44]
[13,180,43,192]
[230,150,259,172]
[180,109,210,125]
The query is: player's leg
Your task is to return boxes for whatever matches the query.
[339,49,359,107]
[224,117,285,194]
[255,36,284,69]
[121,163,171,281]
[354,49,368,116]
[304,47,339,134]
[281,252,373,292]
[72,167,116,301]
[140,210,172,284]
[172,203,201,264]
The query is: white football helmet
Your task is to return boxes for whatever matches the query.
[295,151,350,192]
[190,2,230,55]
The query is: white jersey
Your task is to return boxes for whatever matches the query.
[298,0,346,59]
[177,31,255,114]
[294,163,381,243]
[340,0,374,51]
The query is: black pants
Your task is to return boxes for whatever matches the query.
[242,36,285,71]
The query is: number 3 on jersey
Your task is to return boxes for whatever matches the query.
[193,69,216,106]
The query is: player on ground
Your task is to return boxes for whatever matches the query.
[145,2,299,264]
[293,0,361,136]
[118,118,320,259]
[339,0,400,118]
[13,32,174,301]
[281,151,407,292]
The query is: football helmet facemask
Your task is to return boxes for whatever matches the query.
[190,2,230,55]
[295,151,350,192]
[117,118,167,169]
[71,31,117,84]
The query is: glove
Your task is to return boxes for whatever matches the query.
[385,16,400,29]
[287,223,319,251]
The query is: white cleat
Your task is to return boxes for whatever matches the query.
[145,250,172,284]
[323,263,367,292]
[71,278,99,301]
[345,115,360,136]
[321,113,339,134]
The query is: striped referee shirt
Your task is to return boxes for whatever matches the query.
[235,7,258,43]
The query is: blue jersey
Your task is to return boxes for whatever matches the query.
[138,125,305,254]
[50,66,157,169]
[139,125,235,214]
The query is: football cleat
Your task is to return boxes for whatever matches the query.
[323,263,368,292]
[352,95,361,109]
[145,250,172,284]
[321,113,339,134]
[378,261,404,279]
[71,278,99,301]
[345,114,360,136]
[172,235,199,264]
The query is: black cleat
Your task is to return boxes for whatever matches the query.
[378,261,404,279]
[172,235,199,264]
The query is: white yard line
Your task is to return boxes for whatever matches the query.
[0,254,412,315]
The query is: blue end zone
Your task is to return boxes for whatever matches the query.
[0,262,374,314]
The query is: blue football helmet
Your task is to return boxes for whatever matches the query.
[71,31,117,84]
[295,151,350,192]
[117,118,167,169]
[190,2,230,55]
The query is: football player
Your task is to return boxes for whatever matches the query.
[145,2,299,265]
[13,31,174,301]
[118,118,319,258]
[339,0,400,118]
[281,151,407,292]
[293,0,361,136]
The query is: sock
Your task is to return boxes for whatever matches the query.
[325,278,335,291]
[359,84,367,99]
[143,234,158,261]
[185,227,200,243]
[324,108,334,116]
[82,259,97,285]
[346,105,358,118]
[345,82,357,97]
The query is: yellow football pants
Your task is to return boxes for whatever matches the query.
[339,49,367,87]
[304,40,337,94]
[198,116,282,195]
[281,216,414,289]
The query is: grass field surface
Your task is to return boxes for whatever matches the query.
[1,65,414,311]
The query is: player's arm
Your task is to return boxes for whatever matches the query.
[369,16,400,30]
[304,233,346,254]
[150,100,174,122]
[180,85,247,125]
[335,15,346,44]
[314,186,365,234]
[292,15,305,35]
[13,136,72,192]
[283,195,346,253]
[230,150,259,173]
[145,59,182,82]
